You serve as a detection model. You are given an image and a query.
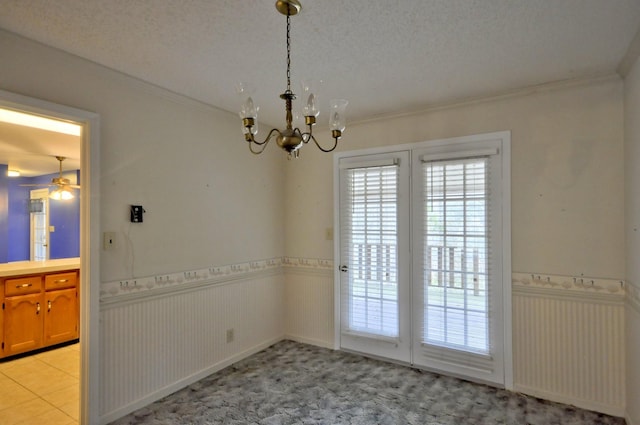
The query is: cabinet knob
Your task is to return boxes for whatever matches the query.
[48,300,52,312]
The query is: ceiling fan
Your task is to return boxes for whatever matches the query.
[20,156,80,199]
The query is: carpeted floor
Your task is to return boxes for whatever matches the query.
[111,340,625,425]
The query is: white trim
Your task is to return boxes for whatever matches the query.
[284,334,334,349]
[348,74,618,129]
[514,384,625,419]
[333,154,342,351]
[0,89,101,425]
[98,336,285,425]
[501,134,513,391]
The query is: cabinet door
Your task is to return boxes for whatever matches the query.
[4,293,44,356]
[44,288,78,346]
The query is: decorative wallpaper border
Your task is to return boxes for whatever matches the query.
[282,257,334,272]
[101,258,630,304]
[100,257,335,300]
[101,257,283,300]
[512,272,625,301]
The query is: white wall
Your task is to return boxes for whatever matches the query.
[285,78,625,278]
[624,53,640,425]
[0,29,285,280]
[0,29,287,422]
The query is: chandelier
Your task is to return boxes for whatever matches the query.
[237,0,348,159]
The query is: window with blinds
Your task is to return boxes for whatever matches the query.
[341,163,399,338]
[420,156,491,355]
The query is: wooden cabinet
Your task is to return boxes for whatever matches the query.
[4,292,44,356]
[1,269,78,358]
[44,287,78,346]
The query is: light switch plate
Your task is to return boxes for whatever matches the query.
[103,232,116,250]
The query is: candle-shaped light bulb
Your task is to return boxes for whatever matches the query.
[303,93,319,117]
[329,99,348,132]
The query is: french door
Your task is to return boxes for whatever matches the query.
[338,152,411,362]
[337,133,511,387]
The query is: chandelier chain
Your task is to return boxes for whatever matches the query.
[286,13,291,93]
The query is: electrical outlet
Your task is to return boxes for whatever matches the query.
[103,232,116,250]
[226,328,235,343]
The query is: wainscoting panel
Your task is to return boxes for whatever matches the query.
[99,273,285,423]
[512,273,626,417]
[627,282,640,425]
[284,265,334,348]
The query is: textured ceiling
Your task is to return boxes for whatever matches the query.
[0,122,80,177]
[1,0,640,170]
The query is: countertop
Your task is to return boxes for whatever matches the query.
[0,258,80,278]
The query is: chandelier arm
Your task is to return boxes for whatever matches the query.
[307,133,339,153]
[247,128,281,146]
[248,140,270,155]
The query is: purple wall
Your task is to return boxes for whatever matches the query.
[2,167,80,262]
[7,175,30,261]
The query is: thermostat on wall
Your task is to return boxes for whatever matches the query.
[130,205,145,223]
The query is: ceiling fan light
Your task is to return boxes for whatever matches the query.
[50,188,74,200]
[7,169,20,177]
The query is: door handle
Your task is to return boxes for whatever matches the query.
[339,265,348,273]
[48,300,52,312]
[36,302,41,315]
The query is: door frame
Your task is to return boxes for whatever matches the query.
[0,89,101,424]
[29,188,50,261]
[336,151,412,363]
[333,131,513,390]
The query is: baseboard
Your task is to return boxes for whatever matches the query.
[284,333,334,349]
[99,335,285,425]
[514,384,625,419]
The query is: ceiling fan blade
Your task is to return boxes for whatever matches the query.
[68,184,81,189]
[19,183,53,187]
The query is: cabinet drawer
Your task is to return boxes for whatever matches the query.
[44,271,78,291]
[45,271,77,291]
[5,276,43,296]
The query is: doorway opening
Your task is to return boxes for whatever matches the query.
[29,188,50,261]
[0,90,100,424]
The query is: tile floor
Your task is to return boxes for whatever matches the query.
[0,343,79,425]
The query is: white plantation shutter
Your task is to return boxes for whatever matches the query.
[420,156,491,354]
[340,160,400,339]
